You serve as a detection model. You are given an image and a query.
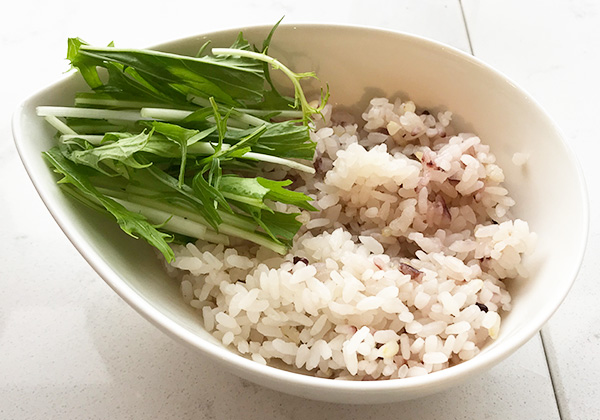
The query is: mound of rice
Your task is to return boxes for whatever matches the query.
[164,97,536,380]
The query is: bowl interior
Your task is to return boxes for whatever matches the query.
[13,24,588,403]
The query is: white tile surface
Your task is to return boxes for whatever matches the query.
[462,1,600,418]
[0,0,566,418]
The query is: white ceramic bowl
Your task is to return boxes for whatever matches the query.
[13,24,588,403]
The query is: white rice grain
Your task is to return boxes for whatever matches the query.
[165,95,535,381]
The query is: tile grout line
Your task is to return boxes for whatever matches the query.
[540,329,569,420]
[458,2,564,419]
[458,0,475,55]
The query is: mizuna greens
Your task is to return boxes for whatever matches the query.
[39,25,328,262]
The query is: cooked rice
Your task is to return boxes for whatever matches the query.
[165,97,536,380]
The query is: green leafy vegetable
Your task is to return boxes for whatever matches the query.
[40,23,327,260]
[43,146,175,262]
[210,47,329,124]
[68,32,265,107]
[64,130,153,177]
[219,176,315,211]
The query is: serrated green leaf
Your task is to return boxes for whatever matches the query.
[257,177,316,211]
[64,130,153,176]
[43,147,174,262]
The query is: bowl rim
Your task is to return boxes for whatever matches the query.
[12,22,589,394]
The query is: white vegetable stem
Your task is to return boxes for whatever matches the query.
[44,116,78,135]
[187,94,304,119]
[140,108,191,121]
[74,97,164,109]
[113,185,258,231]
[57,134,315,174]
[141,107,266,128]
[100,188,286,254]
[113,198,206,237]
[109,197,231,245]
[37,106,149,121]
[243,151,315,174]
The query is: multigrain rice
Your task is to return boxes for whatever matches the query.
[164,97,536,380]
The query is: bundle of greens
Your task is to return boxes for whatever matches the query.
[39,24,328,262]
